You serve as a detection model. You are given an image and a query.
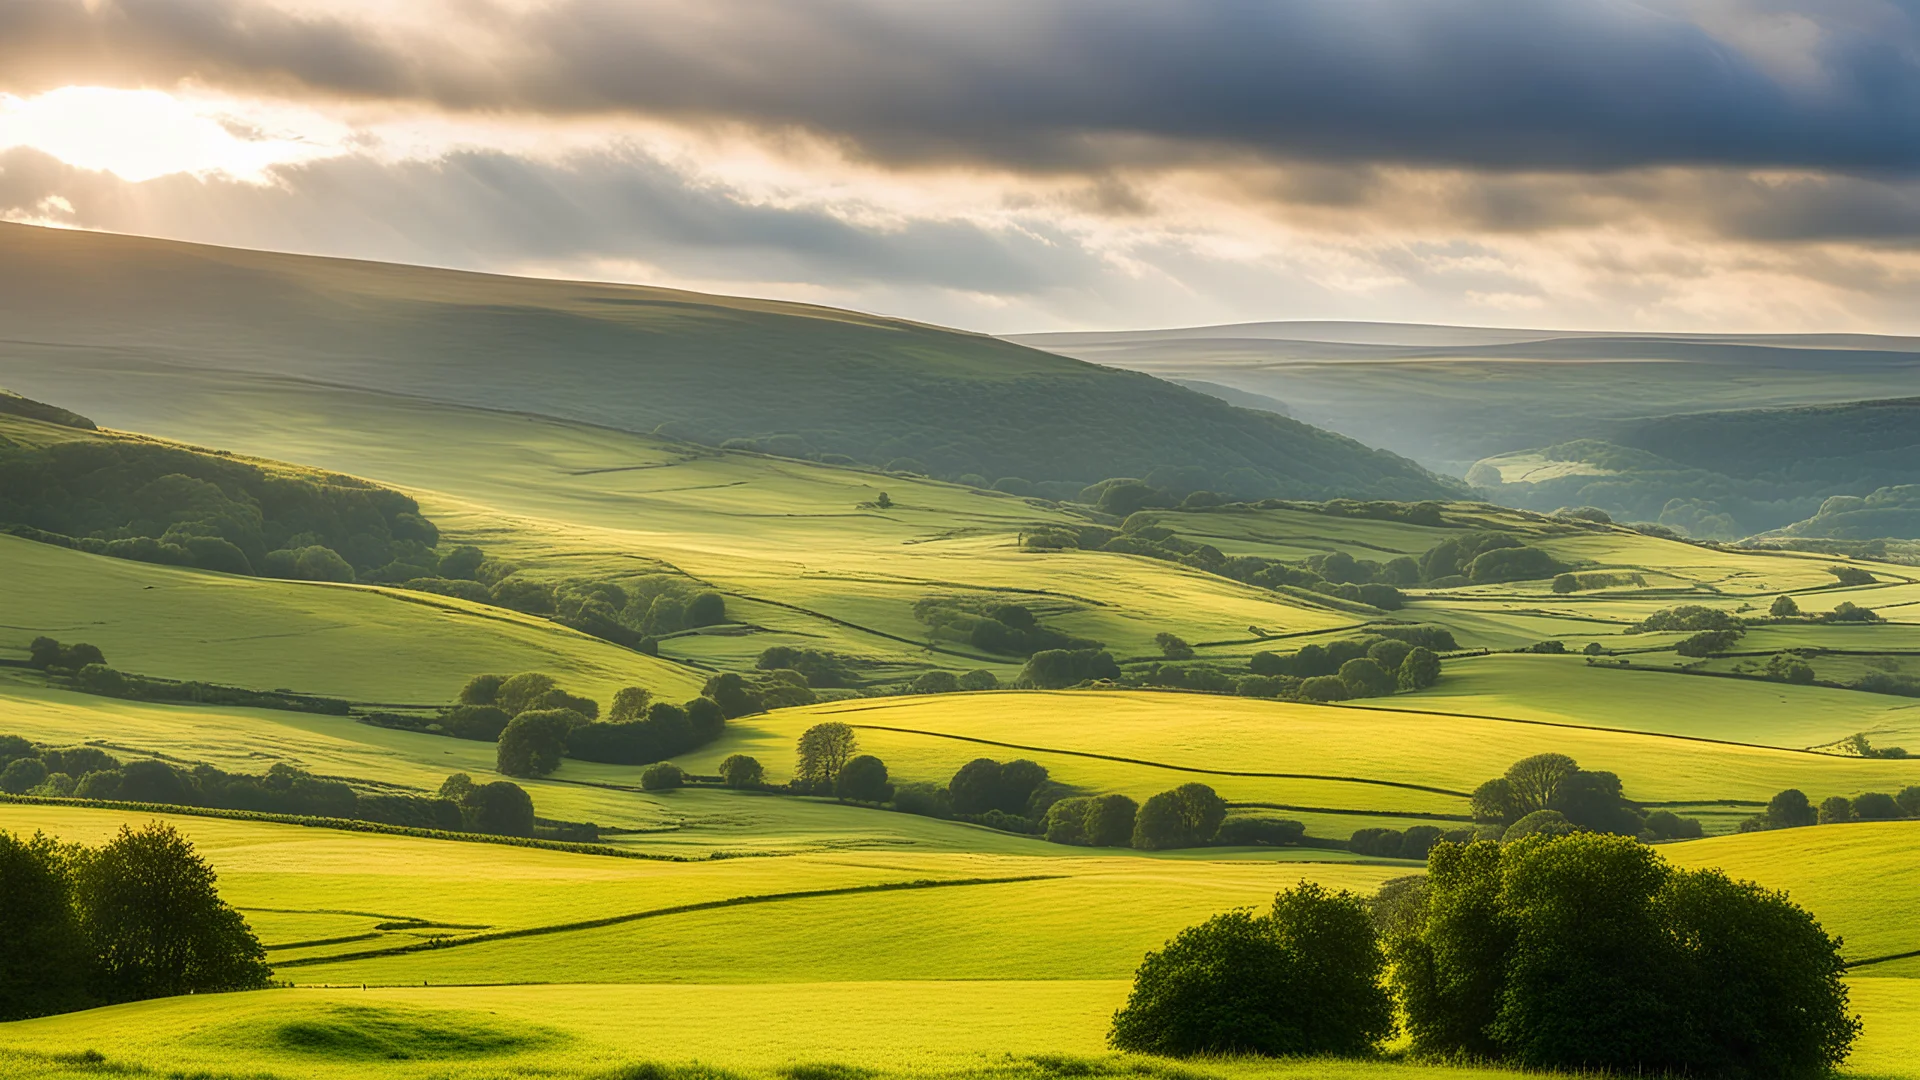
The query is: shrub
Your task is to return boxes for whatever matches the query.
[1338,657,1397,698]
[639,763,685,792]
[1108,882,1393,1057]
[957,669,999,691]
[1131,783,1227,850]
[719,755,764,789]
[496,709,577,778]
[835,755,893,803]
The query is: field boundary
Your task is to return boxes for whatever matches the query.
[276,873,1063,970]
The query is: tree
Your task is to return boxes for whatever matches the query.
[1765,654,1816,684]
[874,491,893,509]
[1132,784,1227,850]
[457,674,505,705]
[463,781,534,835]
[1552,573,1579,594]
[1298,675,1350,702]
[496,709,577,778]
[1503,809,1575,840]
[72,824,270,1004]
[703,672,762,718]
[1155,632,1195,660]
[685,695,726,743]
[1,758,48,795]
[1818,796,1852,824]
[608,687,653,723]
[1084,794,1140,847]
[719,755,764,789]
[639,763,684,791]
[1677,629,1743,657]
[1766,789,1817,829]
[795,722,858,792]
[1851,792,1902,820]
[957,669,999,691]
[1504,754,1579,815]
[910,670,960,694]
[1368,638,1414,671]
[948,758,1049,816]
[495,672,558,716]
[683,591,727,627]
[1397,647,1442,691]
[1108,883,1393,1057]
[1470,778,1520,826]
[1339,657,1397,698]
[438,773,475,802]
[0,830,88,1020]
[835,755,893,802]
[1044,797,1092,844]
[1770,594,1801,618]
[1393,835,1858,1077]
[1018,648,1120,689]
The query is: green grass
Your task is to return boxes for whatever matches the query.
[0,533,704,706]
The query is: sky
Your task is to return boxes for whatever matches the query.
[5,0,1920,334]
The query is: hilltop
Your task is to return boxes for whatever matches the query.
[0,224,1452,502]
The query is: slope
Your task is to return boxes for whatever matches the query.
[0,223,1453,500]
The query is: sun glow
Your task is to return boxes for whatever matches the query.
[0,87,340,182]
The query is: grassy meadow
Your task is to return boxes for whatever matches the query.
[2,283,1920,1080]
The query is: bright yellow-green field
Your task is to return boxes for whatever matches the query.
[0,534,703,706]
[0,803,1915,1080]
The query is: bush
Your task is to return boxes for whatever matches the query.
[719,755,764,789]
[1108,883,1393,1057]
[1131,783,1227,850]
[639,763,685,791]
[834,755,893,802]
[496,709,577,778]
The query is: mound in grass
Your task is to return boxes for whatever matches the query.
[223,1002,564,1061]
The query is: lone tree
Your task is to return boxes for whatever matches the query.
[795,722,858,793]
[1109,882,1393,1057]
[1770,594,1801,618]
[72,824,271,1004]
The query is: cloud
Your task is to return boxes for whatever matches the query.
[0,143,1106,295]
[8,0,1920,173]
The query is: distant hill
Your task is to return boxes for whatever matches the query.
[1464,398,1920,539]
[0,224,1454,502]
[1010,322,1920,474]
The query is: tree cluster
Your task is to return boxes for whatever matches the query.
[1388,834,1858,1077]
[1470,753,1702,841]
[1017,648,1121,689]
[1347,824,1461,860]
[1742,785,1920,830]
[913,598,1102,659]
[0,823,271,1021]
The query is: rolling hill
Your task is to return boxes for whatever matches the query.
[0,223,1453,501]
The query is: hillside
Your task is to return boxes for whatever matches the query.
[0,224,1452,501]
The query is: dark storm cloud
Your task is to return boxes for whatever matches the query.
[9,0,1920,172]
[0,145,1101,294]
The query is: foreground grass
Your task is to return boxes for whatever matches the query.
[0,979,1913,1080]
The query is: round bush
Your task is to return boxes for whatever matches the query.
[639,763,684,791]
